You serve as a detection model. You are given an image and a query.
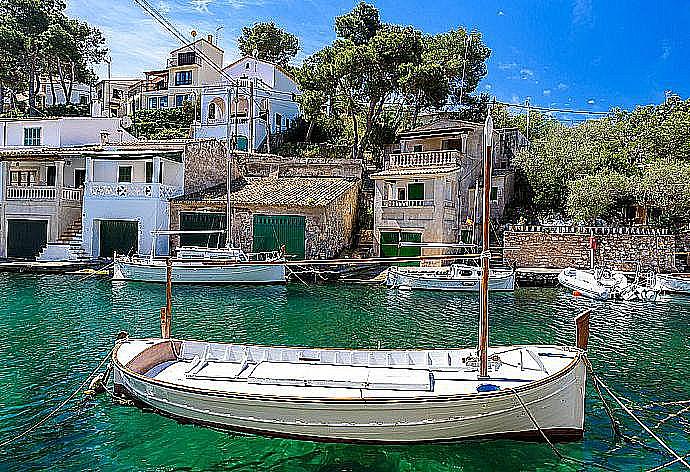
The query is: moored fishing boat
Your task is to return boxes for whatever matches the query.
[112,230,286,284]
[112,108,591,444]
[558,266,657,301]
[386,264,515,291]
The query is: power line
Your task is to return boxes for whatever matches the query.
[496,101,611,116]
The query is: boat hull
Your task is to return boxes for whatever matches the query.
[386,270,515,292]
[113,260,286,284]
[558,269,610,300]
[113,341,585,444]
[653,273,690,294]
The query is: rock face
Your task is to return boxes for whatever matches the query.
[503,225,676,272]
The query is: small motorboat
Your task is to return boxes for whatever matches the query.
[386,264,515,292]
[651,273,690,295]
[558,267,657,301]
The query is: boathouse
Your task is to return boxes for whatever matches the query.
[169,176,359,260]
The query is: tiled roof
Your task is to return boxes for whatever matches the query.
[173,177,358,207]
[371,166,462,178]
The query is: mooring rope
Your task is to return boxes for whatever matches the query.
[588,373,690,469]
[646,452,690,472]
[509,388,618,471]
[0,347,114,449]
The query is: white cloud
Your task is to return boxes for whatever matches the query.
[511,94,520,103]
[157,1,171,14]
[572,0,594,27]
[497,10,505,16]
[587,99,596,105]
[190,0,214,13]
[557,82,568,91]
[498,62,517,70]
[543,89,551,96]
[484,84,492,90]
[661,40,671,60]
[519,68,534,79]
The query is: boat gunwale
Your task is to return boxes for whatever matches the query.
[113,338,585,404]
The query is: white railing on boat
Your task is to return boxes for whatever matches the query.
[86,183,184,200]
[382,199,435,208]
[389,150,461,168]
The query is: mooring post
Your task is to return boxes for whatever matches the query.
[160,257,172,339]
[575,309,591,351]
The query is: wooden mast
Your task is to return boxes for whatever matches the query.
[161,257,172,338]
[479,107,493,378]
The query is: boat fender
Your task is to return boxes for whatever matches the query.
[476,384,500,393]
[573,290,582,297]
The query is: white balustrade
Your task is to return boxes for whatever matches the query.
[6,186,56,200]
[382,199,435,208]
[87,182,183,200]
[61,188,82,201]
[389,150,461,168]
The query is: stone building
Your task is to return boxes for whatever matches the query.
[372,119,526,257]
[170,176,359,260]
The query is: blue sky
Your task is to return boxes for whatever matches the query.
[68,0,689,114]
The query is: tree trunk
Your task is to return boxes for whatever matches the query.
[28,61,36,116]
[0,84,4,115]
[305,120,315,143]
[351,109,359,160]
[48,74,57,105]
[67,62,75,104]
[57,59,69,104]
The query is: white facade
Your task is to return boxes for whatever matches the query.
[92,79,142,118]
[194,56,300,152]
[81,150,185,258]
[0,117,135,148]
[38,78,93,107]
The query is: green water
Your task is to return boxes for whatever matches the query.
[0,274,688,471]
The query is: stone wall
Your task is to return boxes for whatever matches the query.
[503,225,676,271]
[183,139,241,195]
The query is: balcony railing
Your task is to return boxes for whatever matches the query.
[5,186,82,201]
[142,81,168,92]
[389,150,461,168]
[86,182,183,200]
[382,199,434,208]
[167,53,202,68]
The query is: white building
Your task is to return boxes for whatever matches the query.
[38,77,94,108]
[92,78,142,118]
[81,148,185,259]
[194,56,300,152]
[130,36,224,113]
[0,118,135,259]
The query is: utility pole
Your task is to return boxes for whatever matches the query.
[234,82,239,150]
[525,97,531,143]
[249,79,255,153]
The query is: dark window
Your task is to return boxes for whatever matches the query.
[79,94,89,105]
[74,169,86,188]
[145,161,153,183]
[23,127,41,146]
[208,102,216,120]
[412,144,423,152]
[158,161,163,183]
[112,89,122,99]
[176,94,191,107]
[442,139,463,151]
[408,182,424,200]
[490,186,499,202]
[175,70,192,86]
[178,52,196,66]
[159,96,168,108]
[46,166,56,186]
[397,187,406,200]
[118,166,132,183]
[275,113,282,130]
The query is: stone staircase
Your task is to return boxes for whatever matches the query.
[37,217,91,262]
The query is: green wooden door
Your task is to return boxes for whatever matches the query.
[237,136,248,151]
[99,220,138,257]
[7,219,48,259]
[179,212,226,248]
[253,214,305,260]
[379,231,421,266]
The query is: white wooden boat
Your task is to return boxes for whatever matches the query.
[113,255,286,284]
[386,264,515,292]
[112,109,590,444]
[652,273,690,295]
[112,230,286,284]
[112,337,587,443]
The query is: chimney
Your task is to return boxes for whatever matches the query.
[207,34,213,44]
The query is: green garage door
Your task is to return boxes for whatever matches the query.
[99,220,138,257]
[7,219,48,259]
[253,215,305,260]
[180,212,226,248]
[379,231,421,266]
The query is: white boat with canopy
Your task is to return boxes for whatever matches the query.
[112,109,591,443]
[113,230,286,284]
[558,266,657,301]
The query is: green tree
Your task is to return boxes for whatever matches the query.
[237,22,299,67]
[566,171,632,223]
